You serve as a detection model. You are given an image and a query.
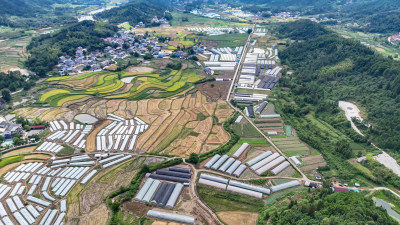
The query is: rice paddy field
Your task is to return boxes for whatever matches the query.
[40,68,203,106]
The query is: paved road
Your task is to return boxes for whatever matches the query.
[226,24,255,102]
[224,24,309,181]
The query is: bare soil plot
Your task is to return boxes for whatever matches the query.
[3,146,36,157]
[125,66,155,73]
[301,155,325,164]
[197,81,231,101]
[301,162,327,171]
[23,154,51,160]
[86,120,113,152]
[217,211,259,225]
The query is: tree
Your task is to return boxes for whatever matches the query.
[23,125,31,131]
[143,53,153,60]
[1,89,11,102]
[247,28,252,34]
[13,134,25,146]
[187,153,199,164]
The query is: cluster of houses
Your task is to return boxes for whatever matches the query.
[390,34,400,43]
[275,11,301,19]
[58,47,105,75]
[57,30,166,75]
[151,16,169,25]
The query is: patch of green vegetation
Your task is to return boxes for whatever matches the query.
[260,189,397,225]
[247,179,269,186]
[153,125,183,153]
[0,155,24,168]
[373,190,400,214]
[232,123,264,139]
[196,112,207,121]
[197,184,264,212]
[56,144,75,156]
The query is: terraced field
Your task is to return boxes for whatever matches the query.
[15,92,233,157]
[40,68,203,106]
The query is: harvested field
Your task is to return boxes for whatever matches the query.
[106,99,124,114]
[3,146,36,157]
[301,155,325,164]
[125,66,155,73]
[301,162,327,171]
[217,211,259,225]
[86,120,113,152]
[23,154,51,160]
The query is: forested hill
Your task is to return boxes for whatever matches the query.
[229,0,400,33]
[0,0,105,28]
[267,190,397,225]
[278,20,400,152]
[26,21,118,77]
[95,0,170,26]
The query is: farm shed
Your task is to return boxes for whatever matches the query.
[225,160,242,175]
[166,183,184,208]
[211,155,229,170]
[232,143,249,158]
[289,156,302,166]
[270,180,300,192]
[134,178,154,201]
[246,151,272,166]
[226,185,262,198]
[156,170,191,179]
[149,174,190,183]
[204,154,221,169]
[159,183,176,207]
[218,158,235,172]
[250,153,280,171]
[255,156,286,175]
[233,164,246,177]
[199,174,228,184]
[271,161,290,175]
[146,210,195,224]
[246,106,255,118]
[199,178,227,190]
[142,180,161,202]
[256,101,268,114]
[151,182,168,205]
[229,180,270,195]
[169,167,190,174]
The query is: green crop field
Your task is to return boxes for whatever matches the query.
[40,69,203,106]
[197,184,264,212]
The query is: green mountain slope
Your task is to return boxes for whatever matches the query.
[95,0,170,26]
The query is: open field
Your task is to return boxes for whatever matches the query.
[40,68,203,106]
[0,36,31,72]
[217,211,259,225]
[197,184,264,212]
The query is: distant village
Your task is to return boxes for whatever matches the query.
[57,30,171,75]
